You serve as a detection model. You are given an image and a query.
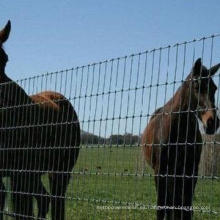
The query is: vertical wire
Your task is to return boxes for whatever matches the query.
[116,57,127,147]
[96,62,103,147]
[215,65,220,183]
[53,70,62,215]
[2,81,10,216]
[29,76,38,216]
[72,66,81,214]
[183,40,196,218]
[209,36,215,217]
[68,67,79,195]
[116,57,127,209]
[36,73,46,215]
[78,67,84,128]
[21,78,31,217]
[128,54,137,200]
[197,38,205,207]
[5,80,14,217]
[180,42,188,214]
[91,64,98,144]
[3,80,12,215]
[44,72,52,211]
[123,55,133,146]
[173,43,186,217]
[131,54,141,220]
[110,58,119,174]
[139,52,148,194]
[84,65,91,148]
[156,47,170,213]
[171,43,179,212]
[98,61,107,147]
[109,58,118,219]
[91,63,100,219]
[68,68,74,101]
[63,68,79,207]
[54,71,66,209]
[155,49,163,204]
[11,78,21,216]
[26,77,33,215]
[69,69,79,213]
[131,54,140,147]
[123,55,134,218]
[163,46,171,210]
[64,68,75,206]
[73,67,79,109]
[89,64,100,216]
[83,65,90,148]
[139,51,148,219]
[154,49,161,115]
[191,39,205,218]
[146,49,155,209]
[87,64,95,174]
[105,59,113,181]
[79,65,88,207]
[104,60,113,146]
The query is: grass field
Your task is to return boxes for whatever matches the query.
[4,146,220,219]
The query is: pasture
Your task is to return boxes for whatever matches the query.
[4,146,220,219]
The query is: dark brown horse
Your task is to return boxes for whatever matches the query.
[0,21,80,219]
[142,58,220,220]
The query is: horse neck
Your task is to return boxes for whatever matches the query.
[165,83,198,132]
[0,70,9,82]
[0,75,33,127]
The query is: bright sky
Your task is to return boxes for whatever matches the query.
[0,1,220,136]
[1,0,220,79]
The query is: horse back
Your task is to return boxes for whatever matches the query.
[29,91,80,171]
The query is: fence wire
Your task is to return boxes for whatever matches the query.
[1,33,220,219]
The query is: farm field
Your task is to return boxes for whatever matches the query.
[4,146,220,220]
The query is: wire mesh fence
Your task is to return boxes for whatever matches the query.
[1,32,220,220]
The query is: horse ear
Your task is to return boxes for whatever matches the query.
[209,63,220,76]
[0,20,11,44]
[192,58,202,76]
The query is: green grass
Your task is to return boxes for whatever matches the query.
[4,146,220,219]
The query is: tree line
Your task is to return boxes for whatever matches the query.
[81,130,140,145]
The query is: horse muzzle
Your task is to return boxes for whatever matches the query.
[205,117,220,135]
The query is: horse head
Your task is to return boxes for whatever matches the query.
[0,20,10,74]
[189,58,220,134]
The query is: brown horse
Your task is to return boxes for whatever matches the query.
[0,21,80,219]
[142,58,220,220]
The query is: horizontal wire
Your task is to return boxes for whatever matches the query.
[0,189,218,215]
[0,168,219,180]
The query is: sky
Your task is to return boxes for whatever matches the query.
[0,1,220,136]
[0,0,220,79]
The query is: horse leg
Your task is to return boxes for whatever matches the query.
[11,173,33,220]
[49,173,71,220]
[32,174,50,219]
[176,147,200,220]
[179,171,198,220]
[155,174,167,220]
[173,176,193,220]
[0,178,6,220]
[155,147,170,220]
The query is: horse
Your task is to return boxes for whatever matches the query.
[0,20,80,220]
[141,58,220,220]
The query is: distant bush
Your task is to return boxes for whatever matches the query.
[81,131,140,146]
